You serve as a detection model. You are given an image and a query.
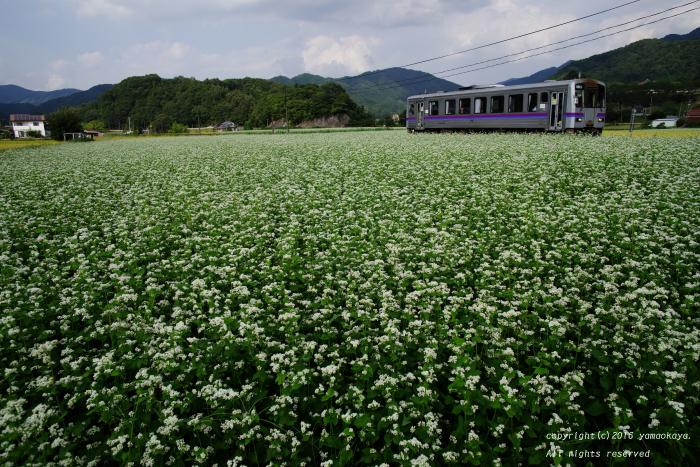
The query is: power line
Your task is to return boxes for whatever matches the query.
[348,4,700,94]
[334,0,642,82]
[346,1,700,93]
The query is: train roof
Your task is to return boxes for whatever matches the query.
[407,79,604,100]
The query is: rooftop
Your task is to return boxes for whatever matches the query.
[10,114,45,122]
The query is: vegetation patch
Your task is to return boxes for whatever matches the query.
[0,133,698,466]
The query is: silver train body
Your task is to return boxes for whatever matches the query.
[406,79,606,134]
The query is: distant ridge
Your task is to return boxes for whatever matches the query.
[271,68,462,116]
[663,26,700,41]
[0,85,81,106]
[36,84,114,113]
[498,61,573,86]
[0,84,113,122]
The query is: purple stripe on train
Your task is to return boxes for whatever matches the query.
[597,113,606,117]
[406,118,416,121]
[563,113,584,118]
[424,113,548,120]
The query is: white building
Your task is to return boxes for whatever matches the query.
[651,116,678,128]
[10,114,51,137]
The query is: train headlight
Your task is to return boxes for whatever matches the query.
[575,117,583,122]
[598,118,604,122]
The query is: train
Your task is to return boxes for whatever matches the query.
[406,79,606,134]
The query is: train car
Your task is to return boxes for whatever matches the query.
[406,79,605,134]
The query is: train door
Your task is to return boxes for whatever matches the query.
[549,92,564,131]
[416,101,425,130]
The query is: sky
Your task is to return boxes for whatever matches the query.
[2,0,699,92]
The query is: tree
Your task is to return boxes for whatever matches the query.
[152,113,172,133]
[647,110,666,122]
[83,120,107,133]
[168,122,188,134]
[46,105,83,141]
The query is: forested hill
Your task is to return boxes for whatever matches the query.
[546,36,700,83]
[77,75,374,130]
[271,68,462,116]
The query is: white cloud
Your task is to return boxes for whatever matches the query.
[46,74,66,91]
[77,51,104,69]
[302,35,379,76]
[75,0,132,19]
[68,0,488,27]
[116,41,196,74]
[50,59,68,71]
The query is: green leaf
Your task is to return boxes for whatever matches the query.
[354,415,371,428]
[585,401,607,416]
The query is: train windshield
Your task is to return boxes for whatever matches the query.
[584,83,605,109]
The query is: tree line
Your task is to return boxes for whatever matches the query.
[75,75,374,132]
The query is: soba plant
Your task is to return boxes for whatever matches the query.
[0,132,698,467]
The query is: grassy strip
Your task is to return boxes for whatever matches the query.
[0,139,63,152]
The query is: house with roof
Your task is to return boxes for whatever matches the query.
[10,114,51,138]
[216,121,237,132]
[686,107,700,122]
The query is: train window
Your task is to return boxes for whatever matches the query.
[409,103,415,115]
[541,92,548,106]
[459,98,471,114]
[597,85,606,108]
[491,96,504,113]
[429,101,439,115]
[474,97,486,114]
[445,99,456,115]
[575,84,584,107]
[585,89,596,108]
[509,94,524,113]
[527,93,538,112]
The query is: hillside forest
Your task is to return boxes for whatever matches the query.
[548,37,700,124]
[76,75,375,131]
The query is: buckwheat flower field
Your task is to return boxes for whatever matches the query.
[1,132,698,467]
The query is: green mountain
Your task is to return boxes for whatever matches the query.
[498,61,572,86]
[77,74,374,130]
[271,68,462,116]
[36,84,113,113]
[663,26,700,41]
[547,34,700,83]
[0,85,81,106]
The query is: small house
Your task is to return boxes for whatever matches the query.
[686,108,700,122]
[216,121,237,132]
[10,114,51,138]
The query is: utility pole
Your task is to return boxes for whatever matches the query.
[285,88,289,134]
[198,113,201,136]
[629,109,635,135]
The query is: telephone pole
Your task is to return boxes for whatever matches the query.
[285,88,289,134]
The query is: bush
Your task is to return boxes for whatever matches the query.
[46,105,83,141]
[24,130,42,138]
[676,118,686,127]
[168,122,188,134]
[656,122,666,129]
[1,129,14,139]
